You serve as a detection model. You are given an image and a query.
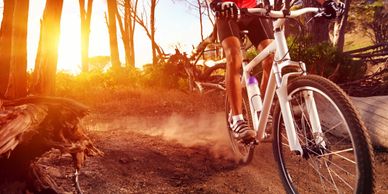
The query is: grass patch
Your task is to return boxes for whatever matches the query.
[344,32,373,52]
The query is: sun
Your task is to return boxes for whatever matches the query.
[57,21,82,74]
[56,0,91,75]
[57,0,112,74]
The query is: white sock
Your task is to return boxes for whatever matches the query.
[232,114,244,125]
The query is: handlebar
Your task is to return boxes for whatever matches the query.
[240,7,322,19]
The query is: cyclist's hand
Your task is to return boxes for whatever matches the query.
[322,0,345,19]
[211,1,240,20]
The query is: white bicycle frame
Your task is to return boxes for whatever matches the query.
[241,7,326,155]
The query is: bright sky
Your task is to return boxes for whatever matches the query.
[0,0,213,73]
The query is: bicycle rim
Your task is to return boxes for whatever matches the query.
[273,75,374,194]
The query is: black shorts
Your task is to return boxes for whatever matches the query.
[217,17,274,47]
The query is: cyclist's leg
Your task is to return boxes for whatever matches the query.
[218,19,256,141]
[223,37,243,116]
[217,19,243,116]
[257,40,274,96]
[246,17,274,96]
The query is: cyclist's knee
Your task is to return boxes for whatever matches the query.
[225,47,242,71]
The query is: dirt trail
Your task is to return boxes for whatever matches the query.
[77,112,285,194]
[35,111,388,194]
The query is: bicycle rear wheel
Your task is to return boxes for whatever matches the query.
[225,89,255,164]
[272,75,374,194]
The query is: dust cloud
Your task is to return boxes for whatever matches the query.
[147,112,237,160]
[86,112,238,160]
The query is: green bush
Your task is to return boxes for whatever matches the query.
[244,36,365,83]
[288,36,365,83]
[141,55,187,89]
[55,67,143,105]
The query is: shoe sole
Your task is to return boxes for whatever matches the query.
[234,130,257,144]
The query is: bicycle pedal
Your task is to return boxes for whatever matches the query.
[239,138,258,146]
[253,139,259,145]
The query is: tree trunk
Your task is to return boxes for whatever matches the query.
[305,0,330,43]
[332,0,351,52]
[372,6,388,44]
[127,0,137,68]
[198,0,204,41]
[122,0,132,67]
[150,0,157,64]
[107,0,121,70]
[127,0,138,68]
[116,13,131,67]
[79,0,94,72]
[31,0,64,96]
[0,0,15,97]
[350,97,388,149]
[4,0,29,99]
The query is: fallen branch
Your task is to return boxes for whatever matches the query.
[0,96,102,193]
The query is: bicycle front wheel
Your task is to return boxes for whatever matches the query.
[273,75,374,194]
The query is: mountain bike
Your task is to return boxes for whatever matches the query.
[223,1,375,193]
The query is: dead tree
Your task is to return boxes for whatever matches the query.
[31,0,64,95]
[0,0,15,97]
[116,0,139,68]
[150,0,157,64]
[79,0,94,72]
[131,0,165,64]
[106,0,121,70]
[197,0,204,40]
[0,96,102,193]
[4,0,29,99]
[132,12,164,58]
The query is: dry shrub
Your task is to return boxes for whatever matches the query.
[55,70,224,114]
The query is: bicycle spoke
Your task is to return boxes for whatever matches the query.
[324,160,340,193]
[327,165,354,191]
[307,158,335,192]
[281,130,357,193]
[306,147,356,177]
[320,156,356,178]
[330,136,352,148]
[322,121,343,136]
[320,148,355,164]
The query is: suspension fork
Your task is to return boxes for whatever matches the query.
[274,60,305,154]
[303,90,326,148]
[271,25,302,153]
[275,61,327,155]
[293,63,326,148]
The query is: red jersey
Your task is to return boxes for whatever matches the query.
[222,0,257,8]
